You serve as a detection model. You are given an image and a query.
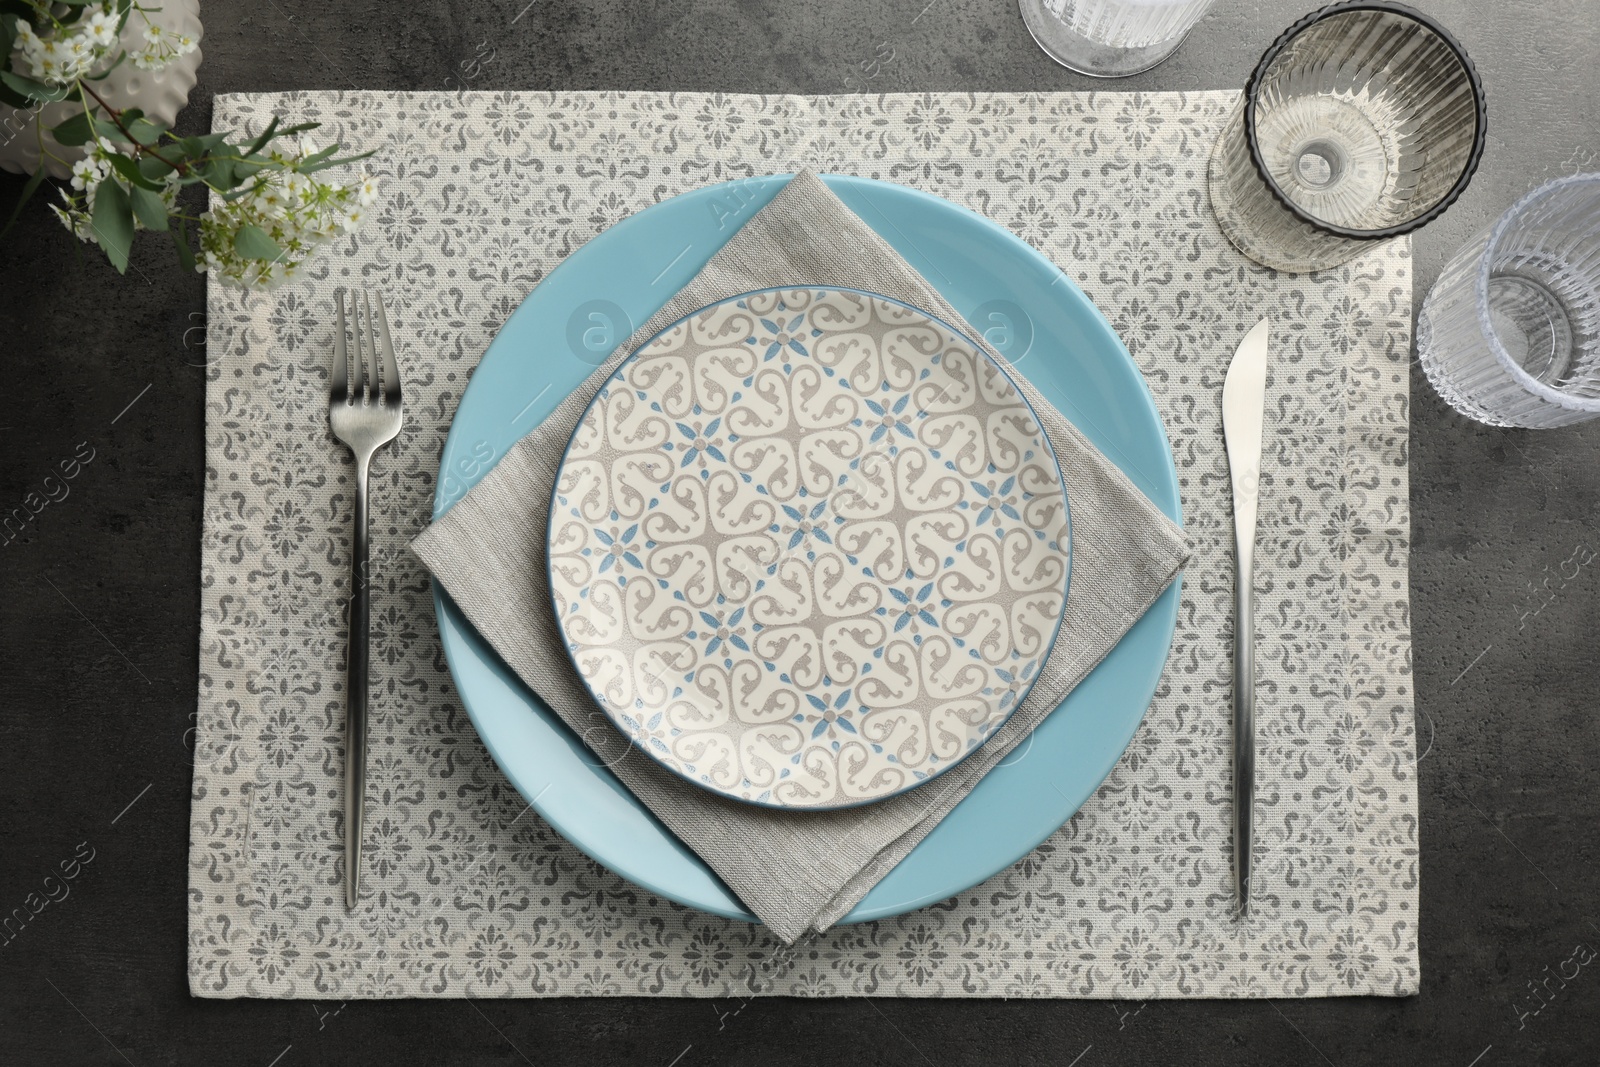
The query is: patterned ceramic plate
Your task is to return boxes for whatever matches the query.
[547,286,1072,809]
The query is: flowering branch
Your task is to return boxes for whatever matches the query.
[2,0,377,289]
[77,75,186,176]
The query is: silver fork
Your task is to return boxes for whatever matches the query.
[328,288,404,911]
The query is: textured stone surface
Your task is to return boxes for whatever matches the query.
[2,0,1597,1062]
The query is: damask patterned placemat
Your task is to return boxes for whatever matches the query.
[190,90,1418,998]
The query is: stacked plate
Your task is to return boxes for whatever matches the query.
[549,285,1073,809]
[432,175,1181,923]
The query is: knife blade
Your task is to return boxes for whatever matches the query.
[1222,316,1271,918]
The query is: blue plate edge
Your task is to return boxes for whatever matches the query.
[428,172,1185,927]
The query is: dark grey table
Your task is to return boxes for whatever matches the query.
[3,0,1598,1063]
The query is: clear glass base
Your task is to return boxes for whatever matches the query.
[1487,274,1574,385]
[1018,0,1190,78]
[1207,111,1378,274]
[1258,95,1394,230]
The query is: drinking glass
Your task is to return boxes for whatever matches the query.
[1418,175,1600,428]
[1208,1,1486,273]
[1018,0,1216,78]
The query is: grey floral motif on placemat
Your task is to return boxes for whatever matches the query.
[191,91,1417,998]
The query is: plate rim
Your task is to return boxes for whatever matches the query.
[432,172,1182,925]
[543,283,1076,811]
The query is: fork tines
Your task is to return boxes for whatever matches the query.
[331,288,402,408]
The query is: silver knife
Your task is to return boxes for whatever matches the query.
[1222,317,1271,918]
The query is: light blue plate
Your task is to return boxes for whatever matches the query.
[431,174,1182,925]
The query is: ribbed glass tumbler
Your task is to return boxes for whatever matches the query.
[1019,0,1216,78]
[1418,175,1600,428]
[1209,1,1486,273]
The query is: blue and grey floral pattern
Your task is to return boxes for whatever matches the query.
[549,288,1069,807]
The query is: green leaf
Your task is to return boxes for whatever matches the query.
[49,109,98,147]
[177,132,229,156]
[299,144,339,166]
[243,116,280,157]
[125,117,165,146]
[0,70,69,104]
[138,153,176,180]
[0,165,48,240]
[233,224,281,261]
[171,219,196,273]
[241,119,323,159]
[105,152,164,191]
[300,150,377,175]
[198,156,235,188]
[0,13,15,66]
[0,81,31,110]
[129,185,168,231]
[90,177,135,274]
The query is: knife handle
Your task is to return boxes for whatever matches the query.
[1233,532,1255,918]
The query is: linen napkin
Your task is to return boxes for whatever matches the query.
[411,168,1189,942]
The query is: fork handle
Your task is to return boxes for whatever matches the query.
[344,454,371,911]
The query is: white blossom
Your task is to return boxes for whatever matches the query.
[10,7,119,85]
[14,18,41,54]
[50,139,206,252]
[69,156,103,192]
[197,165,377,290]
[85,11,118,47]
[50,203,90,240]
[252,185,290,218]
[127,11,198,72]
[49,187,94,242]
[12,7,363,292]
